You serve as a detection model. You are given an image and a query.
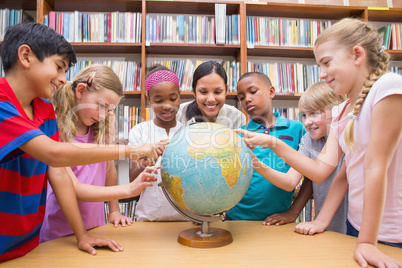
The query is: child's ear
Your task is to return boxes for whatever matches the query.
[268,85,276,99]
[75,83,87,100]
[18,45,32,68]
[145,93,150,104]
[352,45,366,66]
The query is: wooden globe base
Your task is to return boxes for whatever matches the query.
[177,227,233,248]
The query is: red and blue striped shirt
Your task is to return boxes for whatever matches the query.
[0,77,59,262]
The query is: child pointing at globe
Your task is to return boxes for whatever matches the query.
[235,19,402,267]
[226,72,305,221]
[128,65,187,221]
[253,81,348,234]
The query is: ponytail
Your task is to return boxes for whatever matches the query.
[51,81,77,142]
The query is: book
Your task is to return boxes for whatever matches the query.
[378,24,391,49]
[215,3,226,44]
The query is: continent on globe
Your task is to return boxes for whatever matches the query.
[161,122,253,216]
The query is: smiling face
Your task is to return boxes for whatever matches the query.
[194,72,228,122]
[236,75,275,125]
[75,85,121,130]
[314,40,364,98]
[300,109,331,140]
[29,54,70,100]
[147,81,180,126]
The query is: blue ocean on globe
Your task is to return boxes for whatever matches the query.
[161,122,253,216]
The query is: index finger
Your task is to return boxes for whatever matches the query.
[234,128,252,137]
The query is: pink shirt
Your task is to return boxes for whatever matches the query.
[40,127,107,242]
[331,72,402,243]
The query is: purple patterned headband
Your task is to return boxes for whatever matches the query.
[145,70,180,93]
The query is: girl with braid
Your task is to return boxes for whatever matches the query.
[236,18,402,268]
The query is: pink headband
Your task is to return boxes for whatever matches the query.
[145,70,180,93]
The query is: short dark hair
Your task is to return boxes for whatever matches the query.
[238,72,272,87]
[1,22,77,74]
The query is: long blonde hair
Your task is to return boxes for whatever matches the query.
[52,64,124,144]
[299,81,346,113]
[315,18,390,152]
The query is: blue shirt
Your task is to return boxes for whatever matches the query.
[227,113,305,220]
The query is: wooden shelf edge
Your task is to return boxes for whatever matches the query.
[274,93,302,100]
[248,46,314,58]
[123,91,142,97]
[71,42,142,53]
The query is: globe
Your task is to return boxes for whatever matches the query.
[160,122,253,217]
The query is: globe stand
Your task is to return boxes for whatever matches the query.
[160,184,233,248]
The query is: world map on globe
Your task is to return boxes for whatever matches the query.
[161,122,253,216]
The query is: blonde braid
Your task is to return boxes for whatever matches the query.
[315,18,390,153]
[344,50,390,152]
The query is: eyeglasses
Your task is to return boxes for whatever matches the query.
[86,70,97,87]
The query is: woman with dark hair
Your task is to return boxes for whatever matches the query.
[177,60,246,129]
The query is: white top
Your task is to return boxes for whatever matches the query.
[176,101,246,129]
[128,120,187,221]
[331,72,402,243]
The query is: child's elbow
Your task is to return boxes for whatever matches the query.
[284,185,296,192]
[45,147,68,167]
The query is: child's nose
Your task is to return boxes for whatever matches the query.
[304,117,313,126]
[319,69,327,80]
[59,72,67,85]
[162,103,171,110]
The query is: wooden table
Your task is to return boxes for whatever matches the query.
[3,221,402,267]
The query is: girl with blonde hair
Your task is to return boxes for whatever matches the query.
[237,18,402,267]
[40,64,159,242]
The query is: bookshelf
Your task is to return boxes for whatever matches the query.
[1,0,401,113]
[1,0,402,221]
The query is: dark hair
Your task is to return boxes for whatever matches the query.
[186,60,227,122]
[1,22,77,74]
[146,64,170,78]
[238,71,272,86]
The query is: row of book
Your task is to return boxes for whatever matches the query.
[248,62,320,94]
[66,60,142,92]
[145,13,240,45]
[148,59,240,92]
[273,107,301,122]
[104,200,137,223]
[43,11,142,43]
[115,104,142,141]
[0,9,34,41]
[390,66,402,75]
[379,23,402,50]
[246,17,332,47]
